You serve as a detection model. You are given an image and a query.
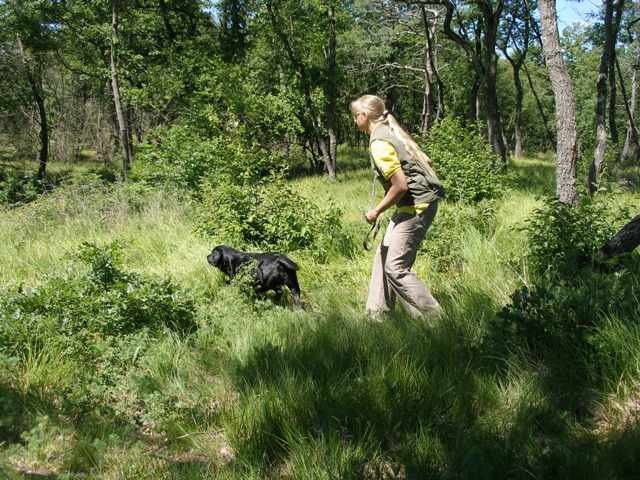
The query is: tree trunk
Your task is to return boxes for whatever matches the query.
[588,0,615,194]
[423,8,445,120]
[110,0,132,180]
[608,0,625,144]
[513,64,524,158]
[616,56,640,162]
[420,69,434,135]
[441,0,505,160]
[538,0,578,204]
[622,44,640,162]
[597,213,640,259]
[484,61,508,164]
[482,11,508,165]
[523,62,555,149]
[324,1,337,178]
[16,35,48,179]
[501,51,526,159]
[420,6,437,134]
[469,73,481,123]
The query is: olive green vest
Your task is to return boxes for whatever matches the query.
[370,124,445,207]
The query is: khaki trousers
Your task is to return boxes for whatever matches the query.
[366,202,440,319]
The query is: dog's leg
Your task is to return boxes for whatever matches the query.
[285,272,302,307]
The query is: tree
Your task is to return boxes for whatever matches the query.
[588,0,618,194]
[419,5,446,133]
[436,0,508,164]
[538,0,578,204]
[110,0,132,179]
[498,0,531,159]
[263,0,340,177]
[1,0,57,178]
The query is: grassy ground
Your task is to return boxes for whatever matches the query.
[1,153,639,479]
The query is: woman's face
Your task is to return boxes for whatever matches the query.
[353,110,369,132]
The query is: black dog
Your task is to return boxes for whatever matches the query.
[207,245,301,306]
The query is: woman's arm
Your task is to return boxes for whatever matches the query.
[365,169,408,224]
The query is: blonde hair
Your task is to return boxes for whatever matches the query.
[350,94,437,177]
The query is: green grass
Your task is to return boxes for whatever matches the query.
[1,154,639,478]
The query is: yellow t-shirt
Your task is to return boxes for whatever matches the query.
[370,140,429,215]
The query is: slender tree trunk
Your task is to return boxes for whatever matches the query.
[588,0,615,194]
[420,6,437,134]
[523,62,555,149]
[622,44,640,162]
[513,64,524,158]
[441,0,505,160]
[539,0,578,204]
[609,0,625,144]
[324,1,337,178]
[502,52,526,159]
[110,0,132,180]
[609,58,619,144]
[34,79,48,179]
[423,8,445,120]
[481,3,507,164]
[420,69,434,135]
[16,35,48,179]
[616,57,640,162]
[469,73,481,123]
[484,59,508,164]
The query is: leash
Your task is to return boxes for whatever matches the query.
[363,217,381,250]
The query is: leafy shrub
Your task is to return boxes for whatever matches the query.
[195,177,356,261]
[525,197,623,280]
[0,242,196,356]
[80,165,119,184]
[423,117,503,202]
[0,242,198,419]
[0,168,75,207]
[0,170,49,206]
[494,197,638,366]
[132,125,284,192]
[496,269,640,359]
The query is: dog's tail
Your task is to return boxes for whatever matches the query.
[277,256,299,271]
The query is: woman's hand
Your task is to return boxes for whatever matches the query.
[365,209,379,224]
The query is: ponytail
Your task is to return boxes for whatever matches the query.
[351,94,438,179]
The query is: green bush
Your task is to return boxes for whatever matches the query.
[195,177,356,261]
[0,242,196,358]
[0,170,49,206]
[525,197,623,280]
[423,117,503,202]
[0,242,198,423]
[132,125,285,192]
[496,268,640,363]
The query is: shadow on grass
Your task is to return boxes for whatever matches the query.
[221,301,526,477]
[506,157,556,196]
[222,274,640,478]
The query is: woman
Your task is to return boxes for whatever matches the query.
[350,94,445,320]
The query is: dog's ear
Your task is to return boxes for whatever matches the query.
[213,248,235,276]
[211,249,222,266]
[225,257,235,276]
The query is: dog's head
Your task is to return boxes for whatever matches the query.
[207,245,224,269]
